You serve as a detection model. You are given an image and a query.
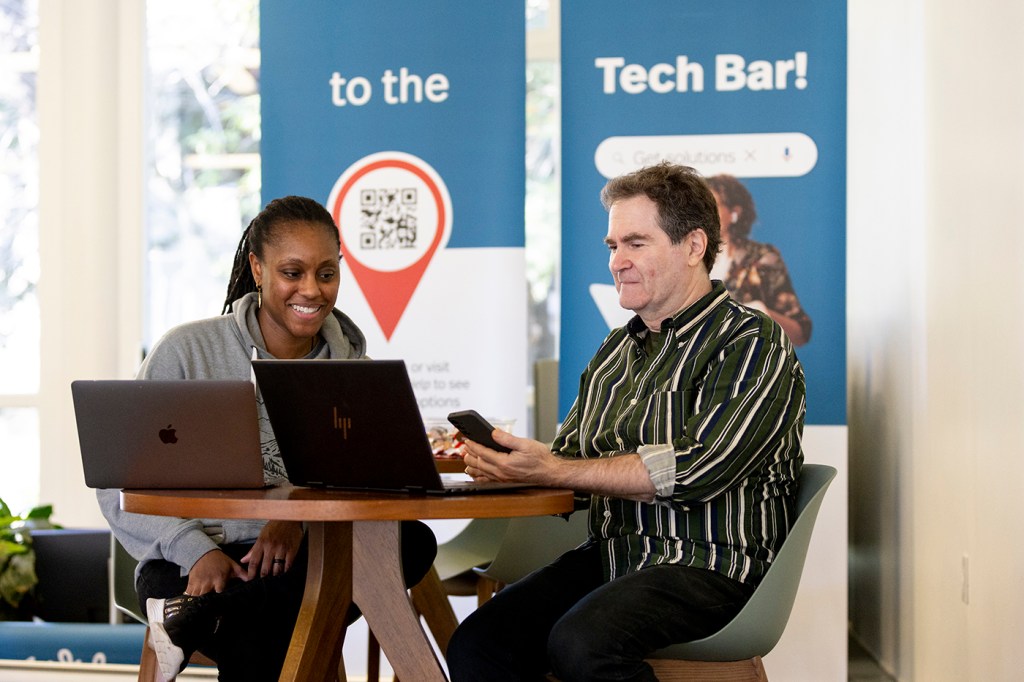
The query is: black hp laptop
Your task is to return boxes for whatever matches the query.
[250,359,529,495]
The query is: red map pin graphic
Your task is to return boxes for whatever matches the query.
[327,152,452,340]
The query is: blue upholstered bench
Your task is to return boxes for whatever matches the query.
[0,621,147,665]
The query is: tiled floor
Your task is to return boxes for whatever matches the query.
[849,634,897,682]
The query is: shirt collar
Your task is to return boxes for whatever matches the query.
[626,280,730,346]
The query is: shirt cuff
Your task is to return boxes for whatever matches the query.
[637,444,676,500]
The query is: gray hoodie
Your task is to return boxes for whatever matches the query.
[97,292,367,577]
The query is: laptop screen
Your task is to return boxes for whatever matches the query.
[251,359,449,493]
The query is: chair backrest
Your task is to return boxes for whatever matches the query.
[473,509,590,586]
[533,358,560,444]
[111,535,147,625]
[109,535,220,674]
[649,463,837,662]
[432,517,511,582]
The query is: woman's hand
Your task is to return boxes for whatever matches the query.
[241,520,304,579]
[186,549,247,596]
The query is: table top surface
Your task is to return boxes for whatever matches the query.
[121,484,575,521]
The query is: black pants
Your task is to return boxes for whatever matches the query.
[136,520,437,681]
[446,542,755,682]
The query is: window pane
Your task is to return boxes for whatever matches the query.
[0,407,40,513]
[526,0,551,30]
[0,0,40,394]
[144,0,260,351]
[143,0,561,377]
[525,59,560,365]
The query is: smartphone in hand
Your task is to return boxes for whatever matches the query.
[447,410,512,453]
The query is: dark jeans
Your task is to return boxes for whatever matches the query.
[446,542,755,682]
[136,520,437,682]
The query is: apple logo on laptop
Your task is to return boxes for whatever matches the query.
[158,424,178,444]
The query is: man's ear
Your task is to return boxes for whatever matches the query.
[687,229,708,266]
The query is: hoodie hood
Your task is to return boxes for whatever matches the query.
[230,291,368,360]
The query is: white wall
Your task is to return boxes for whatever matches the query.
[37,0,143,529]
[848,1,1024,680]
[847,0,925,677]
[918,2,1024,680]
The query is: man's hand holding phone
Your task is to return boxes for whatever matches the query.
[451,410,565,486]
[447,410,512,453]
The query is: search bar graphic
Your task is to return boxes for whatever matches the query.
[594,132,818,179]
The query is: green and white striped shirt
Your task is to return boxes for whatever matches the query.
[553,281,806,586]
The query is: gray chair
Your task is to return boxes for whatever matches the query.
[367,517,512,681]
[430,517,512,603]
[367,513,589,682]
[110,537,217,681]
[472,510,590,589]
[533,358,560,444]
[495,465,835,682]
[368,517,520,682]
[643,463,837,681]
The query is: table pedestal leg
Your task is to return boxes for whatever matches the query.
[354,520,448,681]
[410,565,460,656]
[280,521,352,682]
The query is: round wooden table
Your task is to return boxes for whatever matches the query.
[121,485,573,682]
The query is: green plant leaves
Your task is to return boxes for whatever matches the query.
[0,551,35,609]
[0,496,54,617]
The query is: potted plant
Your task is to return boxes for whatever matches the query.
[0,497,59,620]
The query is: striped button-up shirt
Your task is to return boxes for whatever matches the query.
[552,281,806,586]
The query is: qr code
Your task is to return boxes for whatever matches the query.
[359,188,418,249]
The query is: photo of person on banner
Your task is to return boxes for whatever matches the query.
[706,174,813,346]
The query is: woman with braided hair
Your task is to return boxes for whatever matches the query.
[97,195,437,681]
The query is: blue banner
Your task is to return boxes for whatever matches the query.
[560,1,847,425]
[261,1,527,426]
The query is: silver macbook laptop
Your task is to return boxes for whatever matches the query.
[71,380,267,489]
[250,359,530,495]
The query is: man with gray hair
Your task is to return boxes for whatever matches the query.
[447,162,806,682]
